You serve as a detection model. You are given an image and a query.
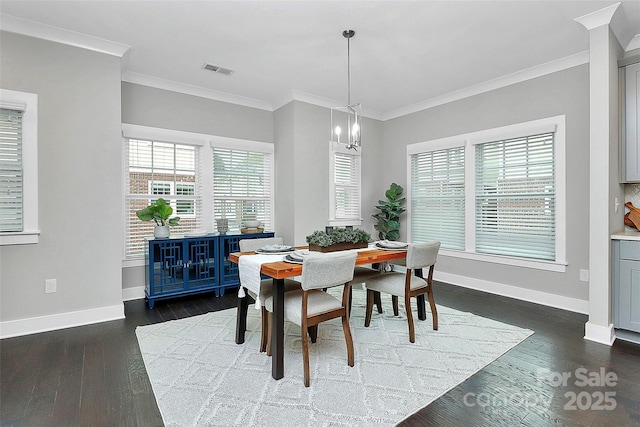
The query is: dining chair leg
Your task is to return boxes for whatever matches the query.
[341,312,355,367]
[364,289,374,327]
[266,312,273,356]
[301,323,311,387]
[392,295,399,316]
[405,293,415,343]
[348,287,353,317]
[260,307,268,352]
[427,285,438,330]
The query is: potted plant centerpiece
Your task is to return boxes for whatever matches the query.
[136,198,180,238]
[306,227,371,252]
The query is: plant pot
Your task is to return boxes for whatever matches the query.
[154,225,170,239]
[308,242,368,253]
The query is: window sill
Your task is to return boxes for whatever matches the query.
[440,248,567,272]
[328,219,363,227]
[123,258,145,268]
[0,231,40,246]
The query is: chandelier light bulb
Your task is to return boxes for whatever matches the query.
[351,123,360,136]
[335,125,342,135]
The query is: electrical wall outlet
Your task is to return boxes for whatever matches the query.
[45,279,57,293]
[579,269,589,282]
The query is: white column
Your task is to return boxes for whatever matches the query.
[575,4,624,345]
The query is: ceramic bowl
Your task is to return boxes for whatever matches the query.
[244,220,260,228]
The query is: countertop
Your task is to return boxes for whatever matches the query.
[611,231,640,241]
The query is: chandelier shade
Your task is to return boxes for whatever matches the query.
[330,29,361,150]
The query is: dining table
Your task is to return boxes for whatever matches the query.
[230,244,409,380]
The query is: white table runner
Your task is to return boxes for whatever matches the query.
[238,253,286,308]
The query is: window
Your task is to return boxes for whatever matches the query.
[407,116,566,271]
[410,145,465,250]
[124,138,201,258]
[213,147,273,232]
[329,142,361,226]
[475,132,555,260]
[0,89,38,245]
[122,124,274,262]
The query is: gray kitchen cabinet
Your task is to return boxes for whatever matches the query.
[621,62,640,182]
[612,240,640,334]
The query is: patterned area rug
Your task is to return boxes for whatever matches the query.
[136,286,533,426]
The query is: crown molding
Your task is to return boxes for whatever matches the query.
[382,50,590,121]
[0,14,130,57]
[626,34,640,51]
[574,2,620,30]
[121,71,273,111]
[272,90,384,121]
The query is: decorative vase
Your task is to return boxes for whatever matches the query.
[216,218,229,234]
[154,225,170,239]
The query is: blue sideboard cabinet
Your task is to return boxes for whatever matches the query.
[145,232,274,308]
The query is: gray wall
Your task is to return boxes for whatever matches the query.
[383,65,591,301]
[121,82,274,142]
[0,32,123,322]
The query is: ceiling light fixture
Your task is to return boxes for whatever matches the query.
[330,29,361,151]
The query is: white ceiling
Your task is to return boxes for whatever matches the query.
[2,1,640,120]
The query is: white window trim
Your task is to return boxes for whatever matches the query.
[407,115,566,272]
[0,89,39,245]
[122,123,274,267]
[329,141,362,226]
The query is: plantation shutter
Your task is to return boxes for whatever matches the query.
[333,150,361,220]
[410,146,465,249]
[475,132,555,260]
[124,139,202,258]
[0,107,23,232]
[212,148,272,232]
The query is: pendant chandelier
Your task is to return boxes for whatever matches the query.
[330,29,361,151]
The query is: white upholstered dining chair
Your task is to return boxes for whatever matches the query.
[264,251,357,387]
[364,241,441,343]
[238,237,301,352]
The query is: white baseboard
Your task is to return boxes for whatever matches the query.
[0,304,125,339]
[584,322,616,346]
[434,271,590,314]
[122,286,145,301]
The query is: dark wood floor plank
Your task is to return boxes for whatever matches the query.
[78,333,107,426]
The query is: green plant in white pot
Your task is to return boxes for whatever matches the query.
[136,198,180,238]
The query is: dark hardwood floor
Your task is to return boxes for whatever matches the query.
[1,282,639,426]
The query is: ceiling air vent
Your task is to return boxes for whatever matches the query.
[203,63,234,76]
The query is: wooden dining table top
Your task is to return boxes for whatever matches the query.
[229,245,408,278]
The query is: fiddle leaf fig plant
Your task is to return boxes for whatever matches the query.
[372,183,406,241]
[136,198,180,227]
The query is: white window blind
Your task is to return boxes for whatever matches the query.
[410,146,465,249]
[0,107,23,232]
[124,138,202,258]
[213,148,272,232]
[475,132,555,260]
[329,142,361,224]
